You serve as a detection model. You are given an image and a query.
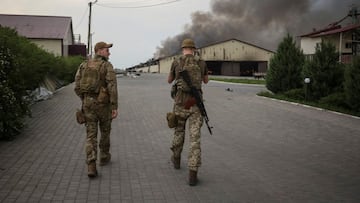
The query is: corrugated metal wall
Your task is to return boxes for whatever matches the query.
[158,39,274,75]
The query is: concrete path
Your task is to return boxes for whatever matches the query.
[0,74,359,202]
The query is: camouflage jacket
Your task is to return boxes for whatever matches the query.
[170,54,208,105]
[74,55,118,110]
[170,54,208,84]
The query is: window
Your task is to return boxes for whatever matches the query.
[345,42,352,49]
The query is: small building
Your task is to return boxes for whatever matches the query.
[130,59,160,73]
[300,23,360,63]
[159,39,275,77]
[0,14,86,57]
[300,7,360,64]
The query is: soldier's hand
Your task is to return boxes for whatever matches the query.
[112,109,118,119]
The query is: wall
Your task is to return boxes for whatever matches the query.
[221,62,240,76]
[300,37,321,55]
[63,23,74,57]
[158,40,274,74]
[31,39,63,56]
[301,31,354,55]
[199,40,274,62]
[159,55,178,74]
[135,64,159,73]
[149,64,159,73]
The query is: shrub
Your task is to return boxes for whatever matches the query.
[0,25,83,140]
[0,42,30,140]
[283,88,305,100]
[266,34,305,93]
[344,56,360,112]
[50,56,84,84]
[302,41,344,100]
[318,92,348,108]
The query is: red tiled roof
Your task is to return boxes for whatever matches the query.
[301,23,360,38]
[300,25,341,37]
[0,14,72,39]
[311,23,360,37]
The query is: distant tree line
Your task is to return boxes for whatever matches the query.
[265,34,360,116]
[0,26,83,140]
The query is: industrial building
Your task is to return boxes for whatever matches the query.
[148,38,275,77]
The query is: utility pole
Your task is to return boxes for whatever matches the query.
[87,0,98,58]
[349,5,359,56]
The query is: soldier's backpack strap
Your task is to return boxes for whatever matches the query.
[97,60,107,88]
[179,56,185,72]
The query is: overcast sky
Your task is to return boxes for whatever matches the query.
[0,0,211,69]
[0,0,358,69]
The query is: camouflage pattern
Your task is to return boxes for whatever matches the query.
[171,55,208,106]
[74,55,118,164]
[169,54,208,171]
[181,38,196,48]
[83,97,112,164]
[173,55,206,90]
[171,104,203,171]
[75,55,118,110]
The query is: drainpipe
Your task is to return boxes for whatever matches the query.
[339,32,342,62]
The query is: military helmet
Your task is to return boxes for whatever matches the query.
[181,38,196,48]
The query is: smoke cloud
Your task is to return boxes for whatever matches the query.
[155,0,358,58]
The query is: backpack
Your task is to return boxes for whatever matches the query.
[175,55,203,92]
[79,59,105,94]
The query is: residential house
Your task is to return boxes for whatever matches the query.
[0,14,86,57]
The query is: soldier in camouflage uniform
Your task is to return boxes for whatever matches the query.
[167,38,209,186]
[74,41,118,178]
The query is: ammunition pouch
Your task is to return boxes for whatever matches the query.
[97,87,109,103]
[76,109,86,124]
[166,112,177,128]
[171,84,177,99]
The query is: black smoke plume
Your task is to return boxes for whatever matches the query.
[155,0,358,58]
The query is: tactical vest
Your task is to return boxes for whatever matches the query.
[79,59,105,94]
[175,55,203,92]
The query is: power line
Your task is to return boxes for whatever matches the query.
[96,0,181,9]
[73,5,89,31]
[102,0,162,3]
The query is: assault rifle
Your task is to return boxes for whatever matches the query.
[179,70,213,135]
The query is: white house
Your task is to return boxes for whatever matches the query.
[0,14,75,57]
[300,10,360,64]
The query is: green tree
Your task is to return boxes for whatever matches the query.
[49,55,83,85]
[344,56,360,112]
[0,25,83,140]
[0,37,30,140]
[302,41,344,100]
[266,34,305,93]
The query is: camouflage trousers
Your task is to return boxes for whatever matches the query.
[83,96,112,164]
[171,104,203,171]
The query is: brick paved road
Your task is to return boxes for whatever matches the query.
[1,74,360,202]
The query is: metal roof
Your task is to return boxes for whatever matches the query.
[301,23,360,38]
[199,38,276,53]
[0,14,72,39]
[311,23,360,37]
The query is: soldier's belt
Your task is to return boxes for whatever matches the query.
[179,89,202,94]
[84,93,98,98]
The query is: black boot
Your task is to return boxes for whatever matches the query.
[189,170,198,186]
